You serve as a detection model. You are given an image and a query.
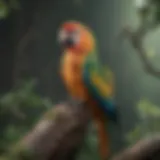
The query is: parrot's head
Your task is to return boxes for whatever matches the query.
[58,21,95,54]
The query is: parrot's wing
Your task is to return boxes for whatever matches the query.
[83,59,117,120]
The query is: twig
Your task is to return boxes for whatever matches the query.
[118,26,160,78]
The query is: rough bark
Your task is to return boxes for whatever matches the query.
[112,135,160,160]
[0,101,91,160]
[1,101,160,160]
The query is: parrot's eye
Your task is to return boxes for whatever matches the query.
[58,28,80,47]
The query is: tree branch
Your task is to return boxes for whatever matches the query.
[1,101,160,160]
[112,135,160,160]
[118,26,160,78]
[0,101,90,160]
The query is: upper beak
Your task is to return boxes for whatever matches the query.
[59,36,75,48]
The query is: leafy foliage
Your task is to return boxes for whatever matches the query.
[0,80,52,155]
[126,99,160,145]
[77,124,100,160]
[0,0,20,19]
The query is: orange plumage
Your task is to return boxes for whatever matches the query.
[60,50,88,99]
[59,21,94,100]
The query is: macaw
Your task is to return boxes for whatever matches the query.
[57,20,118,160]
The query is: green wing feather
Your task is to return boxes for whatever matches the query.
[83,52,117,121]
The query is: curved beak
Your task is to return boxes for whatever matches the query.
[58,32,75,48]
[61,37,75,47]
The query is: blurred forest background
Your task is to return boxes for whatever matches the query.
[1,0,160,159]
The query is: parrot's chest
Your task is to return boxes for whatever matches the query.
[61,53,89,99]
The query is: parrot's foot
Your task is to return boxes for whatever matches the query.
[68,97,86,107]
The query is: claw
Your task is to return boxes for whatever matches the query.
[68,97,86,106]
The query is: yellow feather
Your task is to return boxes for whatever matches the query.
[91,72,113,97]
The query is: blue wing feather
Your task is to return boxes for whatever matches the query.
[83,55,117,121]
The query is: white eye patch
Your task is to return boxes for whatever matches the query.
[58,29,80,44]
[58,29,68,42]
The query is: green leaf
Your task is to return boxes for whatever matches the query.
[0,0,9,19]
[126,125,142,145]
[42,98,53,108]
[126,99,160,145]
[0,79,53,155]
[137,99,160,118]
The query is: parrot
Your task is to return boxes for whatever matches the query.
[57,20,118,160]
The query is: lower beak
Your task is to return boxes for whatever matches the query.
[60,37,75,48]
